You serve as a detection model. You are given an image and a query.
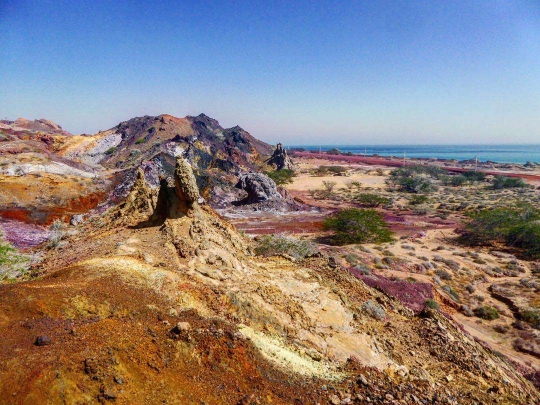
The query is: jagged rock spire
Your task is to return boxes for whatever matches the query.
[266,143,294,171]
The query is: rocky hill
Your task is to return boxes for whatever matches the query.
[1,156,538,404]
[0,119,106,229]
[0,113,289,241]
[55,113,278,207]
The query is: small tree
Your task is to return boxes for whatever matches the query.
[323,208,393,245]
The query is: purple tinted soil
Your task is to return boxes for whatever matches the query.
[349,269,434,313]
[0,219,50,249]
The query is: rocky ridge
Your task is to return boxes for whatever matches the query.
[0,156,537,403]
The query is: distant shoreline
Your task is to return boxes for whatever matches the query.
[291,151,540,185]
[288,144,540,165]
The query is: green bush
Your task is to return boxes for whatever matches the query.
[462,171,486,183]
[105,147,117,155]
[327,165,347,174]
[520,309,540,329]
[265,169,296,186]
[492,176,528,189]
[506,222,540,259]
[424,299,440,310]
[387,166,438,193]
[323,208,393,245]
[449,175,467,186]
[135,138,146,144]
[460,205,540,259]
[356,193,390,208]
[254,234,318,260]
[474,306,500,320]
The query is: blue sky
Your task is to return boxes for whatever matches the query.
[1,0,539,144]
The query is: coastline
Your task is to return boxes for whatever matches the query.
[291,150,540,186]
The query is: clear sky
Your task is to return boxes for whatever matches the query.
[1,0,539,144]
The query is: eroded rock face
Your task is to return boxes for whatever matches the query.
[112,157,203,225]
[174,156,200,211]
[266,143,293,171]
[235,172,282,204]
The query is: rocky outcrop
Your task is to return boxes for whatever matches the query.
[112,157,206,226]
[265,143,293,171]
[173,157,201,212]
[235,172,282,204]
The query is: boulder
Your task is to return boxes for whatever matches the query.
[235,172,282,204]
[70,214,84,226]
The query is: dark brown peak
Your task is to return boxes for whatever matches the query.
[223,126,273,156]
[114,115,159,138]
[187,113,223,131]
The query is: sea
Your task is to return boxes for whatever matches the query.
[288,144,540,165]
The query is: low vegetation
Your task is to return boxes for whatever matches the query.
[323,208,393,245]
[387,165,440,193]
[492,176,529,189]
[0,232,30,281]
[355,193,390,208]
[460,204,540,259]
[474,306,500,320]
[361,300,386,320]
[265,169,295,186]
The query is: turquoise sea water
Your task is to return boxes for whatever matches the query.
[289,145,540,165]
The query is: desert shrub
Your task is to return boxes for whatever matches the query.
[474,306,500,320]
[460,205,540,258]
[313,166,329,176]
[105,147,117,155]
[492,176,528,189]
[361,300,386,320]
[323,208,393,245]
[254,234,318,260]
[409,195,429,205]
[435,269,452,280]
[462,171,486,183]
[443,285,460,302]
[265,169,296,186]
[135,138,146,144]
[520,309,540,329]
[356,193,390,208]
[322,181,337,193]
[506,222,540,260]
[449,175,467,186]
[424,299,440,310]
[327,165,347,175]
[48,219,68,248]
[465,284,475,293]
[387,166,438,193]
[353,263,371,275]
[348,180,362,189]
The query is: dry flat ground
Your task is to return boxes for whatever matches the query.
[269,156,540,377]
